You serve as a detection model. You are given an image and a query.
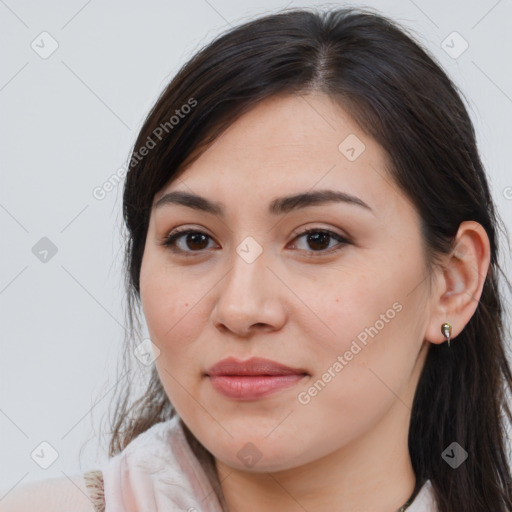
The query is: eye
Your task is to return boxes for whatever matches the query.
[160,227,350,257]
[289,228,350,256]
[160,228,217,255]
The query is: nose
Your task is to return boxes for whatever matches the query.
[211,249,287,338]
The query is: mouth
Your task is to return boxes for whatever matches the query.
[205,357,309,400]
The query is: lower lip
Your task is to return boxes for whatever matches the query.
[208,374,306,400]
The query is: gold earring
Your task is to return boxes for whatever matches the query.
[441,322,452,348]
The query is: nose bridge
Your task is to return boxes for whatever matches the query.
[212,240,285,334]
[222,242,269,305]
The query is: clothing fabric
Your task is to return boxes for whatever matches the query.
[85,415,438,511]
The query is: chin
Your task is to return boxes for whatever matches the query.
[212,441,311,474]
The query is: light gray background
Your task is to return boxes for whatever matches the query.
[1,0,511,496]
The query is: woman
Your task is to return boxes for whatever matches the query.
[3,6,511,512]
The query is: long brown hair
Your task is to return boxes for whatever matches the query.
[103,7,512,511]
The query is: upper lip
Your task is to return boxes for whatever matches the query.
[206,357,308,377]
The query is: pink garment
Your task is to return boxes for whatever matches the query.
[103,415,222,512]
[102,415,438,511]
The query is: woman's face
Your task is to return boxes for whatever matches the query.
[140,93,435,472]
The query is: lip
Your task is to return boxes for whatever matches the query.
[205,357,308,401]
[206,357,307,377]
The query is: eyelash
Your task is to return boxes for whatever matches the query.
[159,227,350,258]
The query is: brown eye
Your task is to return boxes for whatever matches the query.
[304,232,331,251]
[290,228,350,255]
[183,232,210,251]
[161,229,216,254]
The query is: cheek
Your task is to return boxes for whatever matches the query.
[139,263,205,407]
[304,268,397,353]
[139,257,221,396]
[140,257,197,346]
[319,244,425,349]
[293,296,415,453]
[302,258,423,397]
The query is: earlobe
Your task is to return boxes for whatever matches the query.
[425,221,491,346]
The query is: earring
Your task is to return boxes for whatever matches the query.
[441,322,452,347]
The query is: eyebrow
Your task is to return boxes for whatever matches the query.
[154,189,373,216]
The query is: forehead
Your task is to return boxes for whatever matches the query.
[155,93,404,217]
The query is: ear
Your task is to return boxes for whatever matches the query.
[425,221,491,345]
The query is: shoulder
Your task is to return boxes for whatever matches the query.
[0,474,97,512]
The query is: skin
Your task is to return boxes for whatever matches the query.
[139,93,490,512]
